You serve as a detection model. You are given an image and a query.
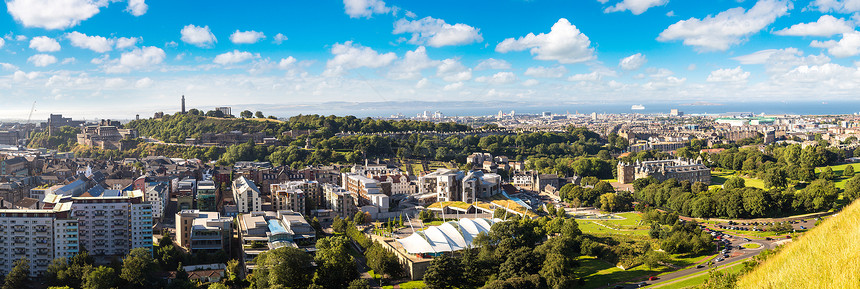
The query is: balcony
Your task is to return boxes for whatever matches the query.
[112,210,125,216]
[94,211,106,217]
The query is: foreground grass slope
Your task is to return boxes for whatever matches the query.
[736,198,860,288]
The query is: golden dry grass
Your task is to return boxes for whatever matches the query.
[736,199,860,289]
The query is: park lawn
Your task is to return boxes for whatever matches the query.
[578,256,669,289]
[742,243,762,249]
[666,253,714,268]
[577,220,651,237]
[383,280,426,289]
[816,163,858,189]
[601,178,619,183]
[710,170,766,189]
[599,212,645,227]
[654,262,745,289]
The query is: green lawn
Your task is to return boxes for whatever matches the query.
[710,170,766,189]
[577,220,651,236]
[383,280,426,289]
[579,256,668,289]
[816,163,858,189]
[742,243,762,249]
[653,261,745,289]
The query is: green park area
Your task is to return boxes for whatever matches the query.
[576,212,651,236]
[818,163,859,189]
[710,170,766,190]
[383,281,426,289]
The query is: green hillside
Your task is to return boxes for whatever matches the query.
[736,199,860,288]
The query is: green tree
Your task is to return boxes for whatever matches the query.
[423,253,463,289]
[255,111,265,118]
[3,258,30,289]
[347,279,370,289]
[83,266,117,289]
[819,167,835,180]
[240,110,253,118]
[845,175,860,201]
[120,248,156,289]
[763,168,788,189]
[253,247,314,289]
[313,236,359,288]
[723,177,746,190]
[844,165,855,177]
[208,283,229,289]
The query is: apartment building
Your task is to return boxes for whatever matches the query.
[145,182,168,220]
[322,184,358,219]
[232,176,261,213]
[270,183,307,214]
[197,180,217,212]
[341,173,382,205]
[0,202,78,276]
[175,210,232,253]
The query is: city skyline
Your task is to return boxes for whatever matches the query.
[3,0,860,119]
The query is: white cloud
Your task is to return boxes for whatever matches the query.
[324,41,397,76]
[812,31,860,57]
[135,77,153,88]
[604,0,669,15]
[657,0,792,51]
[104,78,128,88]
[388,46,440,79]
[0,38,4,49]
[443,82,463,91]
[774,15,854,37]
[230,30,266,44]
[647,67,674,78]
[213,50,259,65]
[66,32,113,53]
[496,18,595,64]
[475,71,517,84]
[28,54,57,67]
[29,36,61,52]
[436,58,472,82]
[523,79,540,86]
[116,37,140,49]
[0,63,18,71]
[619,53,647,70]
[343,0,391,18]
[415,78,429,88]
[393,16,483,47]
[273,33,288,44]
[13,70,39,82]
[810,0,860,13]
[731,48,830,74]
[666,10,675,17]
[6,0,103,30]
[524,65,568,78]
[475,58,511,70]
[568,72,603,82]
[278,57,297,69]
[106,46,166,73]
[707,67,751,82]
[180,24,217,48]
[61,57,76,64]
[126,0,147,16]
[15,35,28,41]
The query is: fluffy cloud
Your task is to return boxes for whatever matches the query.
[66,32,113,53]
[567,72,602,82]
[28,54,57,67]
[475,58,511,70]
[604,0,669,15]
[774,15,854,37]
[657,0,792,51]
[0,38,4,49]
[324,41,397,76]
[135,77,153,88]
[706,67,750,82]
[230,30,266,44]
[29,36,61,52]
[619,53,647,70]
[475,72,517,84]
[523,79,540,86]
[388,46,440,79]
[278,57,297,69]
[213,50,259,65]
[496,18,595,64]
[393,16,483,47]
[443,82,464,91]
[115,37,139,49]
[180,24,217,48]
[104,78,128,88]
[436,58,472,82]
[810,0,860,13]
[106,46,165,73]
[0,63,18,71]
[13,70,40,82]
[126,0,147,16]
[343,0,391,18]
[273,33,288,44]
[6,0,102,29]
[812,31,860,57]
[524,65,568,78]
[733,48,830,74]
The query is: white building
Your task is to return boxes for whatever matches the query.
[238,210,316,272]
[144,182,168,220]
[175,210,232,253]
[232,176,262,213]
[419,169,502,203]
[322,184,358,219]
[0,202,79,276]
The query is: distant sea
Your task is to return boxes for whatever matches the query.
[265,100,860,118]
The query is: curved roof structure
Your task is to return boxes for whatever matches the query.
[396,218,503,254]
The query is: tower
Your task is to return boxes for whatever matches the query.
[181,95,186,114]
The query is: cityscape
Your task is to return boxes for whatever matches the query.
[2,1,860,289]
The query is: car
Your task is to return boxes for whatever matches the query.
[649,276,659,281]
[800,226,806,230]
[696,265,704,269]
[717,258,724,262]
[614,285,625,289]
[638,281,648,287]
[765,237,773,240]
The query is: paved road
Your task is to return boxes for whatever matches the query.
[609,233,780,288]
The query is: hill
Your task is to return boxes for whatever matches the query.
[736,199,860,288]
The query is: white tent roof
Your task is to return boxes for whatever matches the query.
[396,218,503,254]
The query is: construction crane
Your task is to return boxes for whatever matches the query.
[26,101,36,124]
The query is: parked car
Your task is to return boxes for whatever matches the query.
[649,276,659,281]
[696,265,705,269]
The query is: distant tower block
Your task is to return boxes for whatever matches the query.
[181,95,186,114]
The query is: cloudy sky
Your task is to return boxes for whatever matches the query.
[2,0,860,119]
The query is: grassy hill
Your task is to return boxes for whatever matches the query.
[736,198,860,288]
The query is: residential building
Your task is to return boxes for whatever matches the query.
[270,182,308,214]
[238,210,316,272]
[175,210,232,253]
[1,157,28,176]
[322,184,358,219]
[419,169,502,203]
[145,183,168,220]
[232,176,261,213]
[197,180,218,212]
[341,173,382,205]
[0,202,78,276]
[177,178,197,210]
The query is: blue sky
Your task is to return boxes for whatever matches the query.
[2,0,860,119]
